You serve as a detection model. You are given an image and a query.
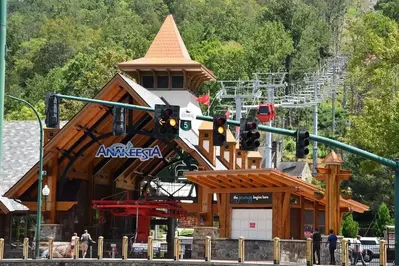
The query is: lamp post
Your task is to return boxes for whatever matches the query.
[6,95,44,259]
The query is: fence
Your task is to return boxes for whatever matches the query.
[0,236,390,265]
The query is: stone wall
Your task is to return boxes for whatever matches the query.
[280,240,306,264]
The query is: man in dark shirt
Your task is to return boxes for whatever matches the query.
[327,229,338,265]
[312,228,322,265]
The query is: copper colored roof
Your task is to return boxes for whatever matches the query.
[323,150,344,164]
[144,15,191,59]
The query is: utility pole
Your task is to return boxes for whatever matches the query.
[0,0,7,169]
[312,73,319,173]
[332,57,336,138]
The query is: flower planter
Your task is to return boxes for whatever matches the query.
[314,192,324,200]
[341,193,352,200]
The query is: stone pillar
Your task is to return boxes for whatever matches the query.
[191,227,219,259]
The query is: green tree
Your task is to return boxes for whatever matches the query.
[374,203,393,237]
[341,213,359,238]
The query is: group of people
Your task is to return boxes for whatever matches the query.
[70,230,95,258]
[312,228,366,265]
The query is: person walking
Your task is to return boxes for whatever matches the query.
[70,232,78,258]
[312,228,321,265]
[326,229,338,265]
[353,235,366,265]
[81,230,95,258]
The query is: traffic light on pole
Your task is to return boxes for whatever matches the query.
[112,107,126,136]
[213,115,227,146]
[154,104,180,139]
[239,118,261,151]
[45,92,60,129]
[295,129,310,158]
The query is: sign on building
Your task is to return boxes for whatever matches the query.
[95,141,163,161]
[230,193,272,204]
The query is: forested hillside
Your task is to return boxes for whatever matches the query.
[4,0,399,233]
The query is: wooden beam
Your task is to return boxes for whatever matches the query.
[206,186,298,194]
[336,174,352,180]
[282,192,291,239]
[49,153,58,223]
[23,201,78,211]
[272,192,283,238]
[300,196,305,239]
[316,168,331,175]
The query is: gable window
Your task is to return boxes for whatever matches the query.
[142,76,154,89]
[172,76,184,89]
[157,76,169,89]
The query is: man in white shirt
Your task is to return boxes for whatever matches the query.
[353,235,366,265]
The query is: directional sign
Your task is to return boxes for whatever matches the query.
[159,119,166,125]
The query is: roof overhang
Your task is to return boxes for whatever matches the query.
[184,168,369,213]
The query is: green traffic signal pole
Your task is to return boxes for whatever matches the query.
[7,95,44,259]
[56,93,399,264]
[0,0,7,170]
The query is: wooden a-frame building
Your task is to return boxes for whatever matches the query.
[0,15,367,247]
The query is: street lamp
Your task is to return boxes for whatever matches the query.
[42,185,50,212]
[6,95,44,259]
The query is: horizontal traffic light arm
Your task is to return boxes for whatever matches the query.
[55,93,397,169]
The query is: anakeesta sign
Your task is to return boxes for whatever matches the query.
[230,193,272,204]
[95,141,163,161]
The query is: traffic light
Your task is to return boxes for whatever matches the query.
[45,93,60,128]
[295,129,310,158]
[112,107,126,136]
[239,118,261,151]
[154,104,180,139]
[213,115,227,146]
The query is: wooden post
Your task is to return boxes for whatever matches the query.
[48,237,54,259]
[74,237,79,259]
[97,236,103,259]
[122,236,128,260]
[0,238,3,260]
[238,236,245,263]
[380,240,387,266]
[273,237,280,264]
[23,237,29,259]
[49,153,58,223]
[205,236,211,262]
[306,238,313,266]
[316,151,351,235]
[174,237,180,261]
[341,238,349,266]
[148,236,153,260]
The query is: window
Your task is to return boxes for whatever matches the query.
[172,76,184,88]
[142,76,154,88]
[157,76,169,89]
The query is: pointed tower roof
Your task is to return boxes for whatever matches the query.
[144,15,191,60]
[323,150,344,165]
[118,15,215,89]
